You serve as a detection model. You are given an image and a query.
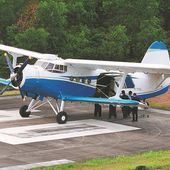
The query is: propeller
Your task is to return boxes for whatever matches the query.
[5,53,14,74]
[0,81,11,95]
[0,53,31,99]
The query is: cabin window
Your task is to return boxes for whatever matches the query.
[82,78,85,83]
[53,65,60,73]
[70,77,74,81]
[52,64,67,73]
[60,65,64,71]
[87,79,91,84]
[76,77,80,82]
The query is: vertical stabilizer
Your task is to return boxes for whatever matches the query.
[142,41,170,65]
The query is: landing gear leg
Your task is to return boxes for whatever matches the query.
[19,98,36,117]
[57,100,68,124]
[19,97,68,124]
[47,99,68,124]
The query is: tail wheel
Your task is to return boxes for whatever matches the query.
[19,105,31,117]
[57,111,68,124]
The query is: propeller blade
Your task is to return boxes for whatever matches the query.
[17,57,32,74]
[5,54,14,74]
[0,81,11,95]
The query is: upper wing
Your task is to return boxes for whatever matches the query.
[0,44,57,60]
[62,96,139,106]
[65,59,170,74]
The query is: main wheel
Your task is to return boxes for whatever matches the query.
[57,111,68,124]
[19,105,31,117]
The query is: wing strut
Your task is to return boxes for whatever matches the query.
[114,72,127,98]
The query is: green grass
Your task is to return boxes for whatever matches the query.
[32,150,170,170]
[0,90,20,96]
[149,102,170,110]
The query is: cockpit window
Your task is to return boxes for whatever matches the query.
[36,61,67,73]
[35,61,43,66]
[52,64,67,73]
[46,63,54,71]
[41,62,48,69]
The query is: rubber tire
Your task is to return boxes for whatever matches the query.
[19,105,31,118]
[57,111,68,124]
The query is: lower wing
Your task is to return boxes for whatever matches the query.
[0,78,11,86]
[62,96,139,106]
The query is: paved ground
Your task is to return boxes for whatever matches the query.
[0,96,169,169]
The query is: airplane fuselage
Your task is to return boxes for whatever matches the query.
[19,59,169,100]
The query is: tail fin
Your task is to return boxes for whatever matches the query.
[142,41,170,65]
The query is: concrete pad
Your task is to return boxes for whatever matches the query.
[0,159,74,170]
[0,110,41,122]
[0,119,140,145]
[148,108,170,115]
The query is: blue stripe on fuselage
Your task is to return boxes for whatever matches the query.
[21,78,169,100]
[138,86,169,100]
[21,78,96,99]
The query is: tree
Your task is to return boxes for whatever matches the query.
[88,25,129,61]
[159,0,170,48]
[36,0,68,54]
[136,17,166,61]
[14,27,49,52]
[113,0,160,60]
[63,25,90,58]
[0,0,26,42]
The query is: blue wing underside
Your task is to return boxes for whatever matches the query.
[62,96,139,106]
[0,78,138,106]
[0,78,11,86]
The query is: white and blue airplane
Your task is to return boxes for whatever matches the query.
[0,41,170,124]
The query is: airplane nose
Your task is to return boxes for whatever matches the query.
[10,57,31,88]
[10,66,23,88]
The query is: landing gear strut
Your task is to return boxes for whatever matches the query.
[19,97,68,124]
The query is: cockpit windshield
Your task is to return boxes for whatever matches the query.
[35,60,67,73]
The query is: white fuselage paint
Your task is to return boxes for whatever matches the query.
[20,58,169,99]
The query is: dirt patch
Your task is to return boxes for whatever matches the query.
[149,88,170,105]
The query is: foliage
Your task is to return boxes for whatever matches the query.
[15,27,49,52]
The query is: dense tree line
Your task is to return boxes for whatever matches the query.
[0,0,170,76]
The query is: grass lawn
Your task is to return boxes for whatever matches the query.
[32,150,170,170]
[149,102,170,110]
[0,90,19,96]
